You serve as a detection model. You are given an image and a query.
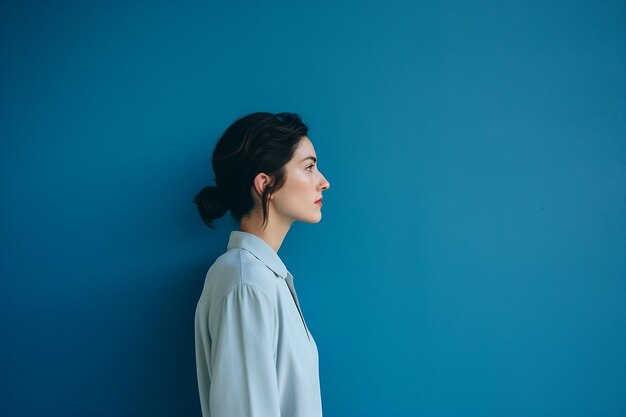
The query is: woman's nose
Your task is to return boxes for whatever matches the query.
[319,173,330,190]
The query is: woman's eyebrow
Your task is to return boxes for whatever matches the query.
[300,156,317,163]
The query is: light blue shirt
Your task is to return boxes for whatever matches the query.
[195,231,323,417]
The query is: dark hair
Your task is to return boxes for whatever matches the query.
[194,112,308,230]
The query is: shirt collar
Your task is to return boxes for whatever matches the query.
[227,230,290,280]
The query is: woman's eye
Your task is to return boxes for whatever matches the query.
[306,164,314,171]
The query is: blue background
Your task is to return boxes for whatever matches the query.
[1,1,624,416]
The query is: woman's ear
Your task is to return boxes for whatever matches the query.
[252,172,272,197]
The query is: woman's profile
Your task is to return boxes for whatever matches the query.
[193,112,331,417]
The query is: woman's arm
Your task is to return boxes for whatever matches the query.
[208,283,279,417]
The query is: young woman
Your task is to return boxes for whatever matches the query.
[193,112,331,417]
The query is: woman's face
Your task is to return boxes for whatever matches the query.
[270,136,330,224]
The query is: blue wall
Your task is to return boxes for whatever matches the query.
[1,1,624,416]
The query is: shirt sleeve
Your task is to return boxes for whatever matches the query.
[208,284,279,417]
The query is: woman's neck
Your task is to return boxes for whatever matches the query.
[239,210,292,253]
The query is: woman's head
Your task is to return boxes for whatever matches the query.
[194,112,330,230]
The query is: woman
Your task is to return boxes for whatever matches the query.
[193,112,331,417]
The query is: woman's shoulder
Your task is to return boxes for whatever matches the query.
[201,247,279,304]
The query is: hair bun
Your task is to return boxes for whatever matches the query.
[193,185,228,229]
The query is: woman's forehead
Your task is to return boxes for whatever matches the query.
[294,136,316,157]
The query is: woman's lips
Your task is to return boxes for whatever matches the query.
[315,198,323,206]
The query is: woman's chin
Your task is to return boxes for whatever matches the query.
[298,213,323,224]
